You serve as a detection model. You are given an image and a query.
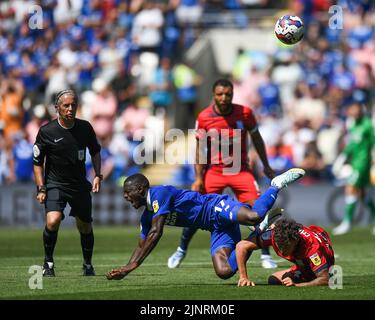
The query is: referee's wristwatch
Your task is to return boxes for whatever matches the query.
[36,185,47,194]
[95,174,103,181]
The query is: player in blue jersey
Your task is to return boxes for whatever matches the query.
[106,168,305,280]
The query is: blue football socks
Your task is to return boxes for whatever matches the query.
[251,186,279,219]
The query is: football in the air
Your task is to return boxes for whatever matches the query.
[274,15,304,45]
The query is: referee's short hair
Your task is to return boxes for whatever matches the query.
[54,89,78,108]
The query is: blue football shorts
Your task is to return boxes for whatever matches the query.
[210,195,251,255]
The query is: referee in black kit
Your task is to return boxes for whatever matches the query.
[33,89,102,277]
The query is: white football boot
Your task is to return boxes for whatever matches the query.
[271,168,305,190]
[167,247,186,269]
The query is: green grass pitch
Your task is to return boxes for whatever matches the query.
[0,225,375,300]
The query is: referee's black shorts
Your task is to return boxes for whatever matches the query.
[45,188,93,223]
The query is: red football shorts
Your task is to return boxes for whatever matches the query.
[204,167,260,203]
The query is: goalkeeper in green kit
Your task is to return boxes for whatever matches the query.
[332,101,375,235]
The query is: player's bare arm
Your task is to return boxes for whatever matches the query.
[236,235,259,287]
[291,268,330,287]
[107,215,167,280]
[91,151,102,193]
[250,129,275,179]
[128,239,146,264]
[191,138,206,193]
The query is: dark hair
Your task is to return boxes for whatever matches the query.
[123,173,150,191]
[273,218,303,251]
[212,79,233,92]
[55,89,77,108]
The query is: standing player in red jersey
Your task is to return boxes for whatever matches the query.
[236,218,335,287]
[168,79,278,270]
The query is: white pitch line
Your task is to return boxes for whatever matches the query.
[5,259,375,270]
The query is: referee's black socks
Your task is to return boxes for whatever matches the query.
[43,226,58,263]
[80,230,94,266]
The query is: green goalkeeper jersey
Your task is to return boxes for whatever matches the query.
[343,116,374,169]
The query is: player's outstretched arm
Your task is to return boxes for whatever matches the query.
[106,215,167,280]
[236,236,259,287]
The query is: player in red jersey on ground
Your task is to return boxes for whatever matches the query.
[236,218,335,287]
[168,79,278,270]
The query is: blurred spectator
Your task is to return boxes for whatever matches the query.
[108,131,132,182]
[12,131,34,182]
[168,162,195,186]
[149,57,173,118]
[25,104,50,144]
[288,81,326,130]
[0,77,24,139]
[44,55,69,105]
[161,2,181,61]
[121,97,151,172]
[16,49,40,105]
[0,129,15,184]
[172,62,201,129]
[110,61,137,113]
[267,139,294,175]
[132,52,159,93]
[283,120,316,167]
[272,50,303,109]
[257,73,282,117]
[0,2,16,33]
[232,48,252,83]
[76,42,96,92]
[175,0,204,27]
[122,97,151,144]
[301,140,325,184]
[86,135,114,181]
[53,0,82,24]
[238,65,268,110]
[97,36,124,83]
[131,1,164,55]
[90,78,118,140]
[258,113,290,147]
[316,115,344,178]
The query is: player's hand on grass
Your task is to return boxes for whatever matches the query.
[106,267,128,280]
[281,277,295,287]
[237,277,255,287]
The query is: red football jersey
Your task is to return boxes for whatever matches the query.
[272,225,335,275]
[195,104,257,172]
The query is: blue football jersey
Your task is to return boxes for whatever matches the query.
[139,185,238,240]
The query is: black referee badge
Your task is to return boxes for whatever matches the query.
[78,150,85,161]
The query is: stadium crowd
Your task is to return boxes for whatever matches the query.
[0,0,374,187]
